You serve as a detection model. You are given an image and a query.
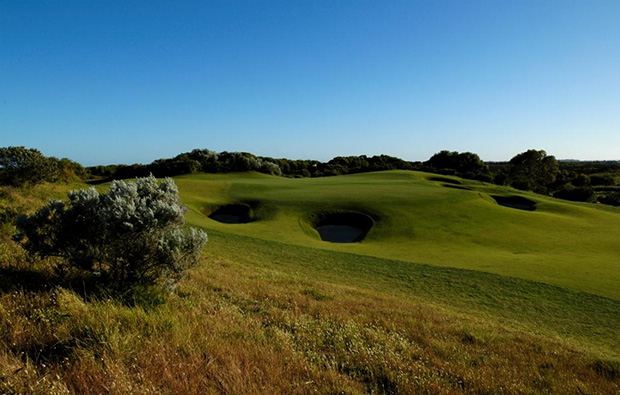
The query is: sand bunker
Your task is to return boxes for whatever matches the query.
[491,195,536,211]
[429,176,461,185]
[208,204,253,224]
[313,212,374,243]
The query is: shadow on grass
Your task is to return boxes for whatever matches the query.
[85,178,113,185]
[429,176,461,184]
[442,184,473,191]
[65,275,168,308]
[591,359,620,380]
[0,266,54,293]
[491,195,536,211]
[0,266,166,308]
[0,266,165,370]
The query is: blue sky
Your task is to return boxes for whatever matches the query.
[2,1,619,166]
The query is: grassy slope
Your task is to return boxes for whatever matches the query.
[177,170,620,300]
[1,175,619,393]
[204,229,620,360]
[3,250,618,393]
[175,170,620,359]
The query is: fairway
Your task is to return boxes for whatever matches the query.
[177,170,620,300]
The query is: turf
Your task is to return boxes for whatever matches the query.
[177,170,620,300]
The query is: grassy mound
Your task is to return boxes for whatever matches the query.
[428,176,462,184]
[178,170,620,300]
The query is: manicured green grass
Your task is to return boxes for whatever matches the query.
[177,170,620,300]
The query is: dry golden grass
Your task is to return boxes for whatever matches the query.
[0,251,618,394]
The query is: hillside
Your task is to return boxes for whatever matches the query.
[178,170,620,299]
[1,172,619,393]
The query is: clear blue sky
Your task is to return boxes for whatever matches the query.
[2,1,619,166]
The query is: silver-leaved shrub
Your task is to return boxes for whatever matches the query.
[14,175,207,289]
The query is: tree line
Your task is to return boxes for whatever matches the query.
[0,146,86,186]
[87,149,417,180]
[2,146,619,206]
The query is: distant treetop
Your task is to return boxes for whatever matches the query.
[0,146,85,187]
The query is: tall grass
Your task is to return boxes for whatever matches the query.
[0,253,618,393]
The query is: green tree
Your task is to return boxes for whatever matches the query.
[0,146,57,186]
[599,192,620,206]
[426,150,490,180]
[553,185,595,202]
[589,174,616,186]
[507,149,559,194]
[570,173,591,187]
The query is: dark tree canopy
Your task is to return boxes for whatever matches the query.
[87,149,417,181]
[5,144,612,207]
[0,146,85,186]
[0,146,56,186]
[425,150,491,181]
[553,184,595,202]
[89,149,282,180]
[507,149,559,194]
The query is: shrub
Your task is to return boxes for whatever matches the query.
[0,146,57,186]
[598,192,620,206]
[590,174,616,186]
[0,146,85,186]
[570,173,591,187]
[13,176,207,289]
[553,185,595,202]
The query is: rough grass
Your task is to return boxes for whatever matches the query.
[1,252,619,394]
[204,230,620,360]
